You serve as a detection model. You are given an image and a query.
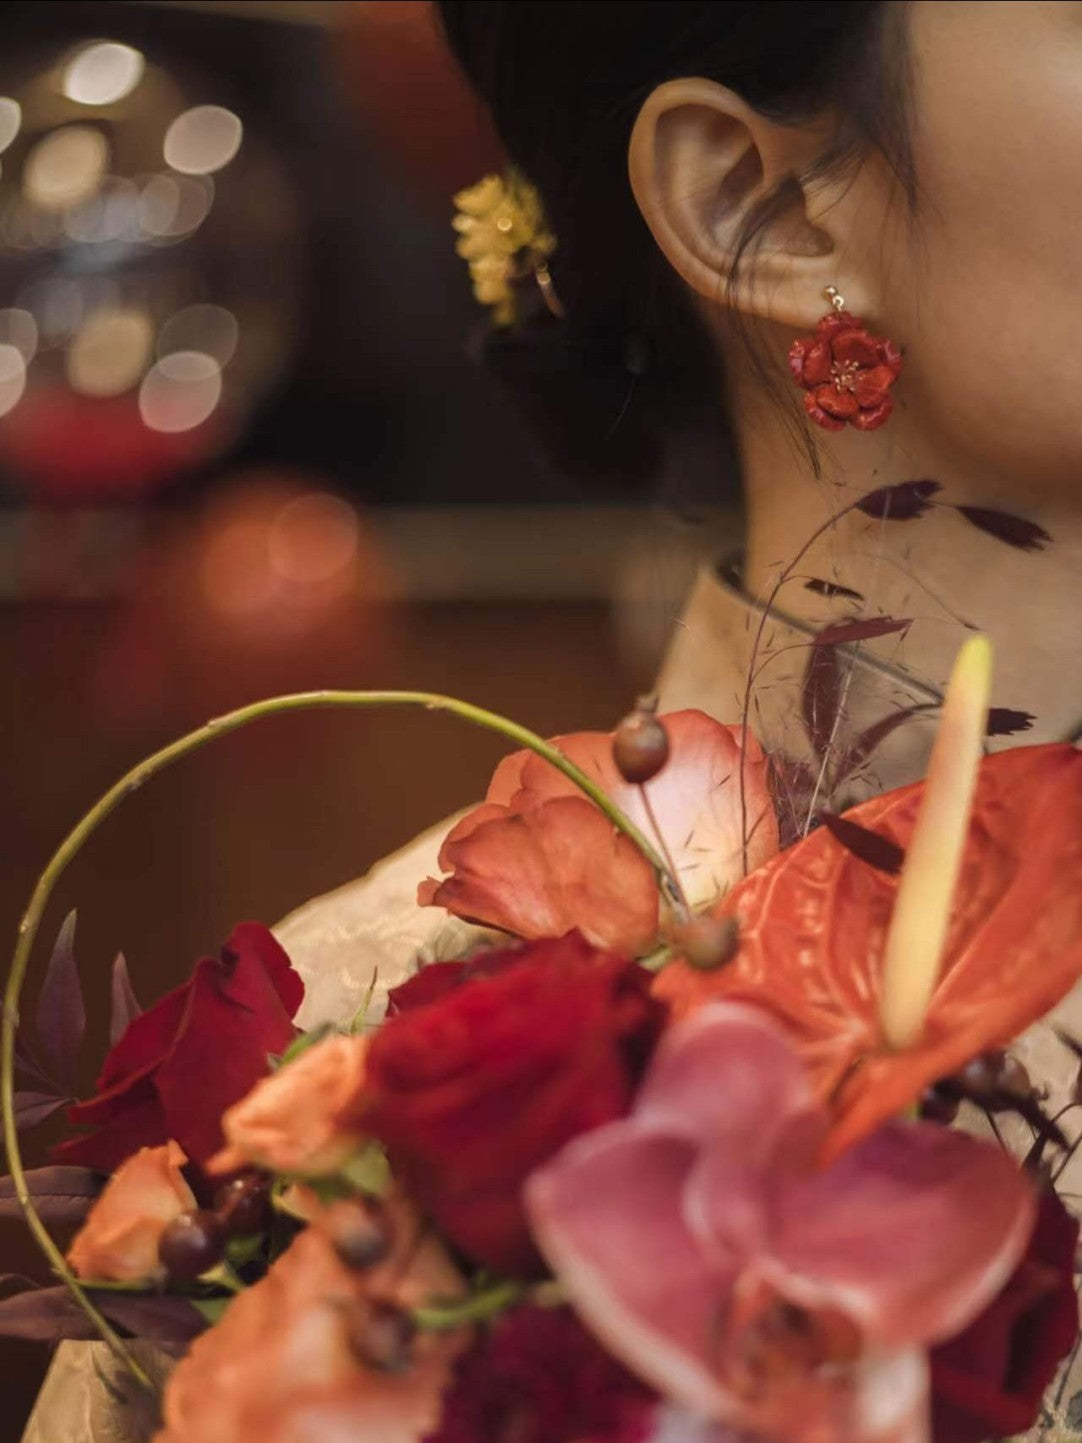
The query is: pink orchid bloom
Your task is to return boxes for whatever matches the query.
[527,1005,1035,1443]
[419,710,779,954]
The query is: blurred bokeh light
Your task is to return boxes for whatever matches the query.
[0,24,300,500]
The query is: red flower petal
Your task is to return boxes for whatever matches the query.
[815,386,860,420]
[654,744,1082,1158]
[787,339,811,384]
[815,312,857,339]
[831,330,881,368]
[853,366,897,408]
[799,340,833,388]
[852,398,894,431]
[803,393,846,432]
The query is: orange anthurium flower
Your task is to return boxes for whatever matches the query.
[653,742,1082,1160]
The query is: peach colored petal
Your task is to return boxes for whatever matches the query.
[654,744,1082,1159]
[210,1033,369,1178]
[421,712,778,950]
[422,795,659,953]
[68,1141,194,1283]
[154,1195,468,1443]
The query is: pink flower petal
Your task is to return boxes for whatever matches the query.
[767,1122,1036,1347]
[634,1004,814,1149]
[527,1127,738,1420]
[420,794,659,953]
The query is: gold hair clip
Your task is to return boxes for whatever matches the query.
[452,170,562,327]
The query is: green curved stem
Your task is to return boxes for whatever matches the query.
[3,689,674,1384]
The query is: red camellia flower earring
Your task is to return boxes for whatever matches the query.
[788,285,903,431]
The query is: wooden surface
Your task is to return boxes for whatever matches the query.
[0,593,642,1439]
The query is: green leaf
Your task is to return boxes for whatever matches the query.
[275,1023,334,1071]
[189,1296,232,1327]
[338,1143,390,1197]
[225,1234,264,1269]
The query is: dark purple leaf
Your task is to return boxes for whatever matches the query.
[13,1091,68,1130]
[986,706,1036,737]
[955,505,1051,552]
[855,479,941,521]
[94,1292,206,1344]
[0,1286,101,1341]
[35,911,85,1094]
[0,1166,102,1224]
[0,1284,205,1344]
[109,952,142,1047]
[811,617,912,648]
[832,703,939,786]
[804,578,865,603]
[801,642,840,762]
[819,812,905,875]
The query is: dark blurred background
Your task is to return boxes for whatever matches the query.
[0,3,734,1432]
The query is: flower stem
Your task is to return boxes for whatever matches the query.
[2,689,674,1380]
[412,1280,525,1331]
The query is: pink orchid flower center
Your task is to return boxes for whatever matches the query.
[725,1281,862,1397]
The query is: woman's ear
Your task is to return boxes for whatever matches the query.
[627,77,875,330]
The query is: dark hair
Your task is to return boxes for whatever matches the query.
[437,1,913,492]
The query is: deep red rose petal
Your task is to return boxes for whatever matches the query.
[364,937,665,1275]
[223,922,304,1019]
[154,950,299,1168]
[63,1064,159,1128]
[815,386,860,420]
[96,985,189,1091]
[53,1092,168,1171]
[831,329,881,368]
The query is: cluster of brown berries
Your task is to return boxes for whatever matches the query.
[157,1172,272,1282]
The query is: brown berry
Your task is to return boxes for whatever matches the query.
[214,1174,271,1237]
[613,706,669,784]
[327,1197,392,1270]
[158,1210,226,1282]
[669,914,739,972]
[344,1299,415,1373]
[919,1085,960,1125]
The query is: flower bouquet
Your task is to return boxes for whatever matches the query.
[4,489,1082,1443]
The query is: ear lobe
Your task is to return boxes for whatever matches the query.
[628,77,863,330]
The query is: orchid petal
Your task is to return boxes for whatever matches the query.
[768,1122,1036,1347]
[527,1127,738,1420]
[635,1003,814,1148]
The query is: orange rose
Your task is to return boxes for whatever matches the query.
[68,1141,195,1283]
[210,1033,369,1177]
[154,1195,468,1443]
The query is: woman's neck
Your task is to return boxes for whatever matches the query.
[734,398,1082,745]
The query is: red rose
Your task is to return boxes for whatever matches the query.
[56,923,304,1173]
[362,933,666,1276]
[788,310,902,431]
[426,1305,654,1443]
[931,1187,1079,1443]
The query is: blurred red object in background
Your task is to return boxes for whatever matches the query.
[338,1,504,205]
[93,474,400,731]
